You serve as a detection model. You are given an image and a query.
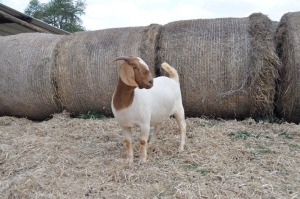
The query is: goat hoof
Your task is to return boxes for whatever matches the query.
[139,158,147,165]
[149,140,157,146]
[178,147,184,153]
[126,158,134,165]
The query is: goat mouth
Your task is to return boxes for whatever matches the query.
[139,83,153,89]
[146,83,153,88]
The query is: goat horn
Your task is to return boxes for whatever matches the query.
[110,56,135,65]
[112,56,130,62]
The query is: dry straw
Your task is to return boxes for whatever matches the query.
[0,113,299,198]
[157,13,280,119]
[275,12,300,123]
[55,25,161,116]
[0,33,64,119]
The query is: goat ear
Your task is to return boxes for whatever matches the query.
[119,62,138,87]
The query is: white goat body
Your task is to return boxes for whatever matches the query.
[111,57,186,163]
[112,76,181,127]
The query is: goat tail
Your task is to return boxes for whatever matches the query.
[161,62,179,83]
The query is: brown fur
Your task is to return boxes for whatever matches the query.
[112,57,153,111]
[140,140,146,146]
[119,62,138,87]
[113,78,135,111]
[124,139,132,149]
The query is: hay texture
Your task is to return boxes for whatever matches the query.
[55,24,161,116]
[0,33,64,120]
[157,13,280,119]
[0,114,299,198]
[275,12,300,123]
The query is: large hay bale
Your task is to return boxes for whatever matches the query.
[0,33,64,120]
[55,24,161,116]
[157,13,280,119]
[275,12,300,123]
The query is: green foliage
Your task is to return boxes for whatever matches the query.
[182,163,198,171]
[197,119,219,127]
[181,164,210,176]
[278,131,293,139]
[229,131,258,139]
[76,111,107,120]
[25,0,86,32]
[289,143,300,150]
[254,116,284,124]
[255,144,276,154]
[24,0,44,19]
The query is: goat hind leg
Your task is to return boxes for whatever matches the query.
[150,123,162,145]
[174,105,186,152]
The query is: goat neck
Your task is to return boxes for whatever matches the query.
[113,77,136,111]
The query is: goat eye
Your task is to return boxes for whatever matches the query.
[143,71,149,76]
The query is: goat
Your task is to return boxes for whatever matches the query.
[111,56,186,163]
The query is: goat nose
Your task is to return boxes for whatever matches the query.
[149,80,153,84]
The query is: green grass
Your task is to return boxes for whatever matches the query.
[278,131,293,139]
[249,144,276,159]
[229,131,258,139]
[182,164,210,176]
[76,111,107,120]
[198,119,219,127]
[256,144,276,154]
[289,144,300,150]
[254,116,284,124]
[182,163,198,171]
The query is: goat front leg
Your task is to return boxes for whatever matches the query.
[139,125,150,164]
[174,105,186,152]
[121,126,134,164]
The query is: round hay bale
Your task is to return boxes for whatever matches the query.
[272,21,279,34]
[157,13,280,119]
[275,12,300,123]
[0,33,64,120]
[55,24,161,116]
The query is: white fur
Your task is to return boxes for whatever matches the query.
[112,77,181,127]
[137,57,149,69]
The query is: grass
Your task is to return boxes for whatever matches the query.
[76,111,107,120]
[255,144,276,154]
[254,116,284,124]
[289,144,300,150]
[182,163,198,170]
[229,130,277,156]
[181,163,210,176]
[229,131,258,139]
[278,131,293,139]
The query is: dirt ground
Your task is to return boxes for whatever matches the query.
[0,112,299,199]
